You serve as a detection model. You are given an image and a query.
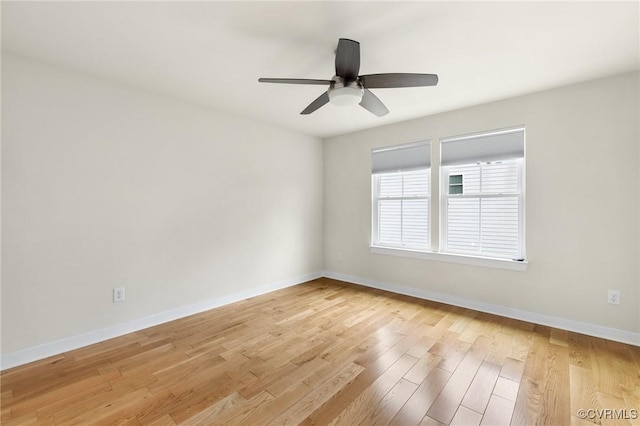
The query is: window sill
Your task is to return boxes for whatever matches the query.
[369,245,528,271]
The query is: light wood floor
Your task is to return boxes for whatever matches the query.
[2,278,639,425]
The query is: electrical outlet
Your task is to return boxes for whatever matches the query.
[607,290,620,305]
[113,287,125,303]
[336,251,343,261]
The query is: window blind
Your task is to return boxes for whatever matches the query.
[372,142,431,174]
[444,161,521,259]
[377,170,430,248]
[372,141,431,251]
[441,127,524,166]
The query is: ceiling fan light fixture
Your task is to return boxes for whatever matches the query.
[328,85,363,106]
[258,38,437,116]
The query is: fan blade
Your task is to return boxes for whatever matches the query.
[301,92,330,115]
[259,78,332,85]
[335,38,360,80]
[359,73,438,88]
[359,89,389,117]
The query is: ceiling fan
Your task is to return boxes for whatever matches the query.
[258,38,438,117]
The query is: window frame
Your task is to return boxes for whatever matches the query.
[369,127,527,271]
[440,158,526,260]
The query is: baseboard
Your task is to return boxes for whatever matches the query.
[0,271,323,371]
[4,269,636,370]
[322,270,640,347]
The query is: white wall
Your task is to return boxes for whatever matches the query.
[1,53,323,355]
[324,72,639,337]
[2,52,638,368]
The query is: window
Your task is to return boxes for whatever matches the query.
[440,127,525,260]
[448,174,463,194]
[370,127,526,269]
[372,142,430,250]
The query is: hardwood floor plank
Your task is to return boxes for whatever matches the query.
[1,278,637,425]
[403,351,441,385]
[427,345,488,424]
[179,392,244,426]
[550,329,570,347]
[427,329,461,358]
[165,371,258,424]
[244,381,314,424]
[144,414,177,426]
[361,378,419,425]
[308,358,388,424]
[268,362,364,426]
[10,368,120,418]
[57,387,152,425]
[265,357,328,397]
[591,337,633,400]
[192,390,273,425]
[569,364,600,419]
[458,317,486,344]
[568,333,594,369]
[328,354,418,425]
[480,394,516,425]
[2,411,39,426]
[461,360,501,413]
[511,330,549,426]
[500,357,525,383]
[448,310,478,334]
[596,391,635,426]
[237,358,298,399]
[437,339,472,372]
[493,376,520,402]
[406,336,438,359]
[451,405,483,426]
[132,390,181,425]
[32,378,114,420]
[622,388,640,426]
[541,343,571,425]
[390,367,452,426]
[506,328,533,363]
[419,415,448,426]
[6,362,102,404]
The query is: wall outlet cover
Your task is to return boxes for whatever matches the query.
[607,290,620,305]
[113,287,125,303]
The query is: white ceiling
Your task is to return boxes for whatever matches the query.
[2,1,639,138]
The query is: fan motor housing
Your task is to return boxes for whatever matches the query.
[328,77,364,106]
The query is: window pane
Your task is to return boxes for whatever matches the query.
[447,164,481,194]
[403,199,429,248]
[480,197,519,258]
[379,173,402,198]
[379,199,401,245]
[374,168,430,249]
[447,198,480,252]
[403,169,429,197]
[449,175,462,185]
[449,184,463,195]
[482,161,519,194]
